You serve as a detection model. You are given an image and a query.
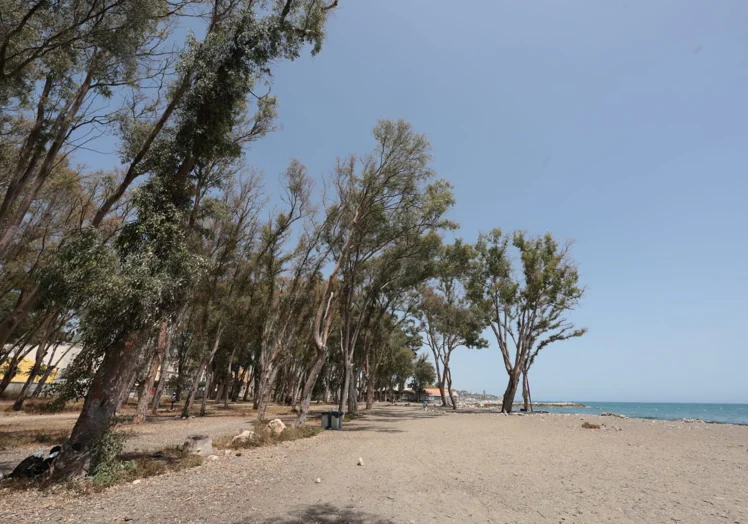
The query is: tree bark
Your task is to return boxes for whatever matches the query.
[446,367,457,410]
[522,370,532,412]
[53,333,145,479]
[133,322,167,423]
[199,369,212,416]
[501,369,522,413]
[181,323,223,418]
[295,348,326,427]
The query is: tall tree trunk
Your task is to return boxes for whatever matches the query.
[339,358,351,415]
[242,367,252,402]
[446,367,457,411]
[53,333,145,479]
[522,370,532,412]
[295,348,326,427]
[199,369,212,417]
[133,322,167,423]
[256,365,279,421]
[182,323,223,418]
[223,347,236,408]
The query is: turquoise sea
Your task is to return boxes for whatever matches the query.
[538,402,748,425]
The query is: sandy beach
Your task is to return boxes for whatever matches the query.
[1,404,747,523]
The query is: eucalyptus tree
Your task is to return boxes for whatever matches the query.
[417,241,487,409]
[297,119,454,425]
[409,354,435,401]
[46,0,338,478]
[467,230,586,413]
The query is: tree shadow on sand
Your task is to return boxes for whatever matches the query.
[239,503,390,523]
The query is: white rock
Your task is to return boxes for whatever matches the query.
[132,479,141,485]
[267,419,286,436]
[182,435,213,457]
[357,457,364,466]
[315,478,322,484]
[207,454,219,461]
[224,449,232,456]
[232,429,254,444]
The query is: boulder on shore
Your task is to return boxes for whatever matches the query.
[601,412,628,419]
[183,435,213,456]
[267,419,286,436]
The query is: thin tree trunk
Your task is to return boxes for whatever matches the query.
[181,323,223,418]
[133,322,167,423]
[200,369,212,417]
[256,365,279,421]
[31,344,61,397]
[295,348,326,427]
[522,370,532,412]
[223,347,236,408]
[12,322,55,410]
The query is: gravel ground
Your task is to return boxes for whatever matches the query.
[0,405,295,476]
[2,406,748,523]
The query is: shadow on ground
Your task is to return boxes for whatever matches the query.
[238,503,390,523]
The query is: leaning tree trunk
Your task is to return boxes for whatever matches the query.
[256,365,279,421]
[295,348,327,427]
[501,369,522,413]
[53,333,144,479]
[134,322,167,423]
[12,341,51,411]
[181,323,223,418]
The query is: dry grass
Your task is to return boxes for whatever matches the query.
[582,422,601,429]
[93,447,203,489]
[0,446,204,494]
[0,428,69,450]
[213,421,321,450]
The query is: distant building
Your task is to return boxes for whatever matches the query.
[400,387,458,406]
[0,343,82,399]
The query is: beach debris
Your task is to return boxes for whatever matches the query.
[267,419,286,436]
[681,418,704,423]
[601,412,628,419]
[315,477,322,483]
[6,446,61,479]
[357,457,365,466]
[581,422,601,429]
[183,435,213,456]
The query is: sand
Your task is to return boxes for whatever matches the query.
[1,405,747,523]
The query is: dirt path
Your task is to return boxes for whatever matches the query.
[2,406,748,523]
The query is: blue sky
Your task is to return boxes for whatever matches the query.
[82,1,748,402]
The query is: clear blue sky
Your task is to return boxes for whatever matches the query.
[84,1,748,402]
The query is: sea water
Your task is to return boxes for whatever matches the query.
[538,402,748,425]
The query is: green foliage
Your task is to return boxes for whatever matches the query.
[409,354,436,397]
[91,431,127,485]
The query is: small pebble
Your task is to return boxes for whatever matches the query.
[315,478,322,484]
[357,457,364,466]
[132,479,141,485]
